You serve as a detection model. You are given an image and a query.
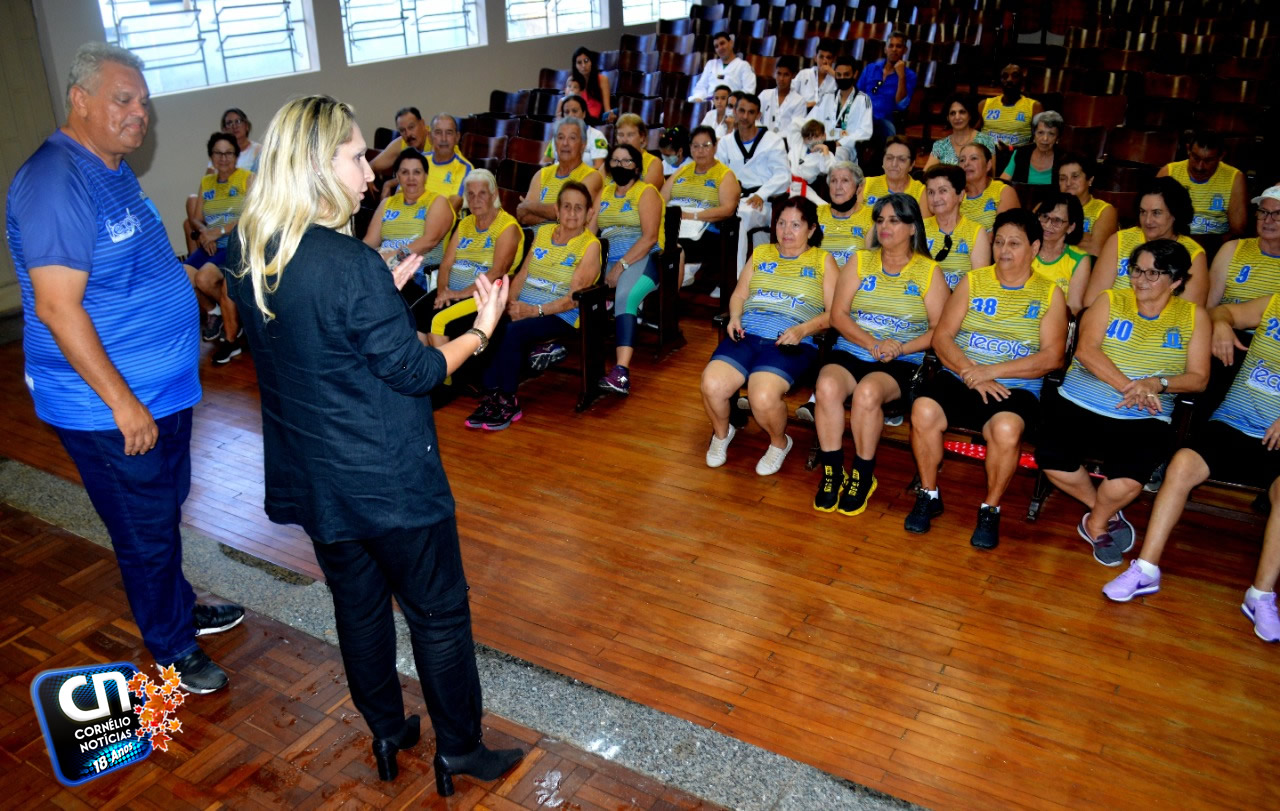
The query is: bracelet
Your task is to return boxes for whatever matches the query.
[537,303,544,317]
[693,210,698,221]
[465,327,489,355]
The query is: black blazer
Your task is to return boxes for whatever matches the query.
[225,226,453,543]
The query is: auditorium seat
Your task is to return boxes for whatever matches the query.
[618,50,661,73]
[538,68,571,90]
[489,90,529,117]
[504,137,550,166]
[460,133,507,164]
[1104,128,1180,167]
[1060,92,1127,129]
[517,118,555,141]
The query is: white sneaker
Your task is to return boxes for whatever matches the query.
[682,262,701,288]
[736,395,750,412]
[706,425,736,468]
[755,435,794,476]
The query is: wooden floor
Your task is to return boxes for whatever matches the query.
[2,319,1279,810]
[0,503,724,810]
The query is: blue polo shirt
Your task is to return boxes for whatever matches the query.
[856,60,918,121]
[6,130,201,430]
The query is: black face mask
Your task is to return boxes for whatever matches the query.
[830,196,857,212]
[836,77,856,91]
[610,166,636,186]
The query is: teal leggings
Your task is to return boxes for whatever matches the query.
[613,255,659,348]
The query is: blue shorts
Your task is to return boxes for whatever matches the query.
[711,333,818,386]
[186,244,228,269]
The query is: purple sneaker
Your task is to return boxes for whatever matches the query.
[599,365,630,395]
[1079,513,1126,567]
[1242,591,1280,643]
[1102,561,1161,602]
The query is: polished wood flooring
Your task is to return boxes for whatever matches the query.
[0,503,723,810]
[2,319,1278,810]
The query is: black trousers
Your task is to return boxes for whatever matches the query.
[311,517,482,754]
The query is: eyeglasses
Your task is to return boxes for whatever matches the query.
[1038,214,1068,227]
[934,233,953,262]
[1130,266,1172,281]
[1257,208,1280,222]
[611,159,636,167]
[223,119,245,127]
[211,150,237,157]
[691,141,715,150]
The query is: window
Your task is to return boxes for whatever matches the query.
[340,0,484,65]
[506,0,604,42]
[98,0,315,96]
[621,0,692,26]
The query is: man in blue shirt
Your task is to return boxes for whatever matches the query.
[6,43,242,693]
[855,32,917,139]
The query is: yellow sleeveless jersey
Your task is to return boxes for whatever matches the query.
[669,161,732,211]
[1113,227,1204,291]
[1032,245,1087,295]
[537,162,598,206]
[817,204,873,267]
[1165,159,1240,236]
[1213,293,1280,438]
[379,190,455,265]
[924,215,983,289]
[953,265,1058,395]
[863,175,926,211]
[835,249,936,364]
[1059,289,1195,422]
[199,168,251,248]
[446,210,525,291]
[605,151,659,185]
[426,152,473,198]
[959,180,1008,231]
[1082,197,1113,242]
[518,228,600,328]
[981,95,1038,148]
[1222,238,1280,306]
[598,181,665,262]
[741,244,829,347]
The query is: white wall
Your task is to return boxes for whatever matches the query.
[31,0,650,253]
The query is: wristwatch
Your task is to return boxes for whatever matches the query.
[620,260,631,273]
[537,303,544,317]
[1157,376,1169,393]
[465,327,489,355]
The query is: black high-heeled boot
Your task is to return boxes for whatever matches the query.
[433,743,525,796]
[371,715,421,782]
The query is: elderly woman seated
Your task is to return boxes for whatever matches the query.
[700,197,838,476]
[183,132,253,364]
[813,192,948,515]
[958,142,1019,232]
[465,181,601,430]
[862,135,930,216]
[429,169,526,347]
[922,163,991,289]
[999,110,1064,186]
[1037,239,1209,566]
[662,125,741,288]
[1057,153,1116,257]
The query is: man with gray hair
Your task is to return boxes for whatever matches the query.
[5,43,242,694]
[426,112,472,201]
[516,116,602,231]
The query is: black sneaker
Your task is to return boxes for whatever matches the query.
[464,394,498,429]
[166,649,229,694]
[813,465,845,513]
[971,505,1001,549]
[478,393,523,431]
[837,470,878,516]
[193,603,245,636]
[211,336,242,365]
[904,490,944,533]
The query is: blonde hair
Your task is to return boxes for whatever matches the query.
[615,112,647,134]
[235,95,358,320]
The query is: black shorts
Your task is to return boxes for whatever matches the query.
[1034,390,1174,483]
[825,351,921,402]
[1191,420,1280,489]
[915,369,1041,437]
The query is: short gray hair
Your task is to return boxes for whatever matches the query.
[555,116,587,145]
[828,160,864,188]
[1032,110,1064,135]
[463,168,500,209]
[66,42,145,107]
[430,112,458,131]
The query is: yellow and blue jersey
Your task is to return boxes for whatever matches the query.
[518,228,600,327]
[1221,238,1280,306]
[741,244,829,347]
[835,249,936,364]
[446,210,525,291]
[670,161,732,211]
[426,152,473,198]
[598,181,664,262]
[924,215,983,289]
[980,95,1038,148]
[1082,197,1113,242]
[1032,245,1087,295]
[959,180,1008,232]
[1166,159,1240,236]
[379,190,455,265]
[1058,289,1195,422]
[199,167,251,248]
[537,162,598,207]
[1213,293,1280,438]
[817,204,873,267]
[953,265,1058,396]
[864,175,926,211]
[1113,227,1204,291]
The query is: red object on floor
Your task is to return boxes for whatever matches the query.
[942,440,1039,470]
